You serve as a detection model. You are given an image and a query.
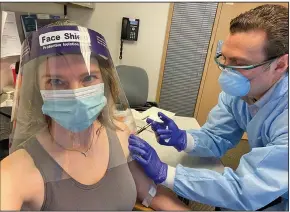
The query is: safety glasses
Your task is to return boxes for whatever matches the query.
[214,53,279,71]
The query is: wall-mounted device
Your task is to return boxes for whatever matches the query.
[119,17,140,60]
[20,14,62,38]
[121,17,140,41]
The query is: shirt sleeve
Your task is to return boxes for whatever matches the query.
[163,109,288,210]
[186,92,244,158]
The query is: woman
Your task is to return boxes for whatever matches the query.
[1,20,189,211]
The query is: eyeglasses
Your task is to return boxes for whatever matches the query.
[214,53,280,70]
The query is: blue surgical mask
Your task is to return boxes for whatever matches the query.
[218,68,250,97]
[40,84,107,132]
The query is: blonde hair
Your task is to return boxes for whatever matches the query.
[10,21,127,152]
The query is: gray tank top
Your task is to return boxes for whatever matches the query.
[20,128,137,210]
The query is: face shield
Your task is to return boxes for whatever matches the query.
[9,24,137,184]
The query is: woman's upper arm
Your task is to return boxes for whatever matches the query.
[0,150,38,210]
[128,161,154,201]
[114,121,155,200]
[115,121,189,210]
[129,161,190,210]
[1,158,24,210]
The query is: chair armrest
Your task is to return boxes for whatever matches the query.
[131,101,159,112]
[145,101,159,108]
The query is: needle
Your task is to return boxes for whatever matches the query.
[136,122,152,135]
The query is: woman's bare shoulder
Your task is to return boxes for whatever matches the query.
[1,149,36,174]
[1,149,43,206]
[113,121,131,158]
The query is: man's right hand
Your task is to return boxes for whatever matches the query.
[146,112,187,152]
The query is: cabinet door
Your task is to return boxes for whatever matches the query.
[194,2,288,131]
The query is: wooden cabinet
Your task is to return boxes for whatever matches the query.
[194,2,288,139]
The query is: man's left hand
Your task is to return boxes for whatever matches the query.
[128,134,168,184]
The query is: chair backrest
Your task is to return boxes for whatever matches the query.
[116,65,148,107]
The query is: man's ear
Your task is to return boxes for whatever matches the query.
[274,54,289,74]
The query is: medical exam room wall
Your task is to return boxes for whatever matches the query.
[83,3,170,102]
[1,2,170,102]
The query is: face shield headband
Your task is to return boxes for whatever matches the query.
[20,25,112,69]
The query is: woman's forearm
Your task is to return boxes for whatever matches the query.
[150,185,190,211]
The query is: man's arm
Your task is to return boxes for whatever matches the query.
[185,92,244,158]
[163,109,288,210]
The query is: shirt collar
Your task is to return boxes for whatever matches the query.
[254,72,288,109]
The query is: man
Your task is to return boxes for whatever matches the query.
[129,4,288,211]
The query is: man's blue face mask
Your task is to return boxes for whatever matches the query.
[40,84,107,132]
[215,53,278,97]
[218,68,251,97]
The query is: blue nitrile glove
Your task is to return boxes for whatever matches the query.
[128,134,168,184]
[146,112,187,152]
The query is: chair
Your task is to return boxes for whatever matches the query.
[116,65,158,112]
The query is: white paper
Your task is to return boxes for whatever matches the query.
[1,11,7,35]
[36,14,50,19]
[1,11,21,58]
[140,107,175,122]
[130,109,144,120]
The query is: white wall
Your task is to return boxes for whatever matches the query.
[1,2,170,101]
[82,3,170,101]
